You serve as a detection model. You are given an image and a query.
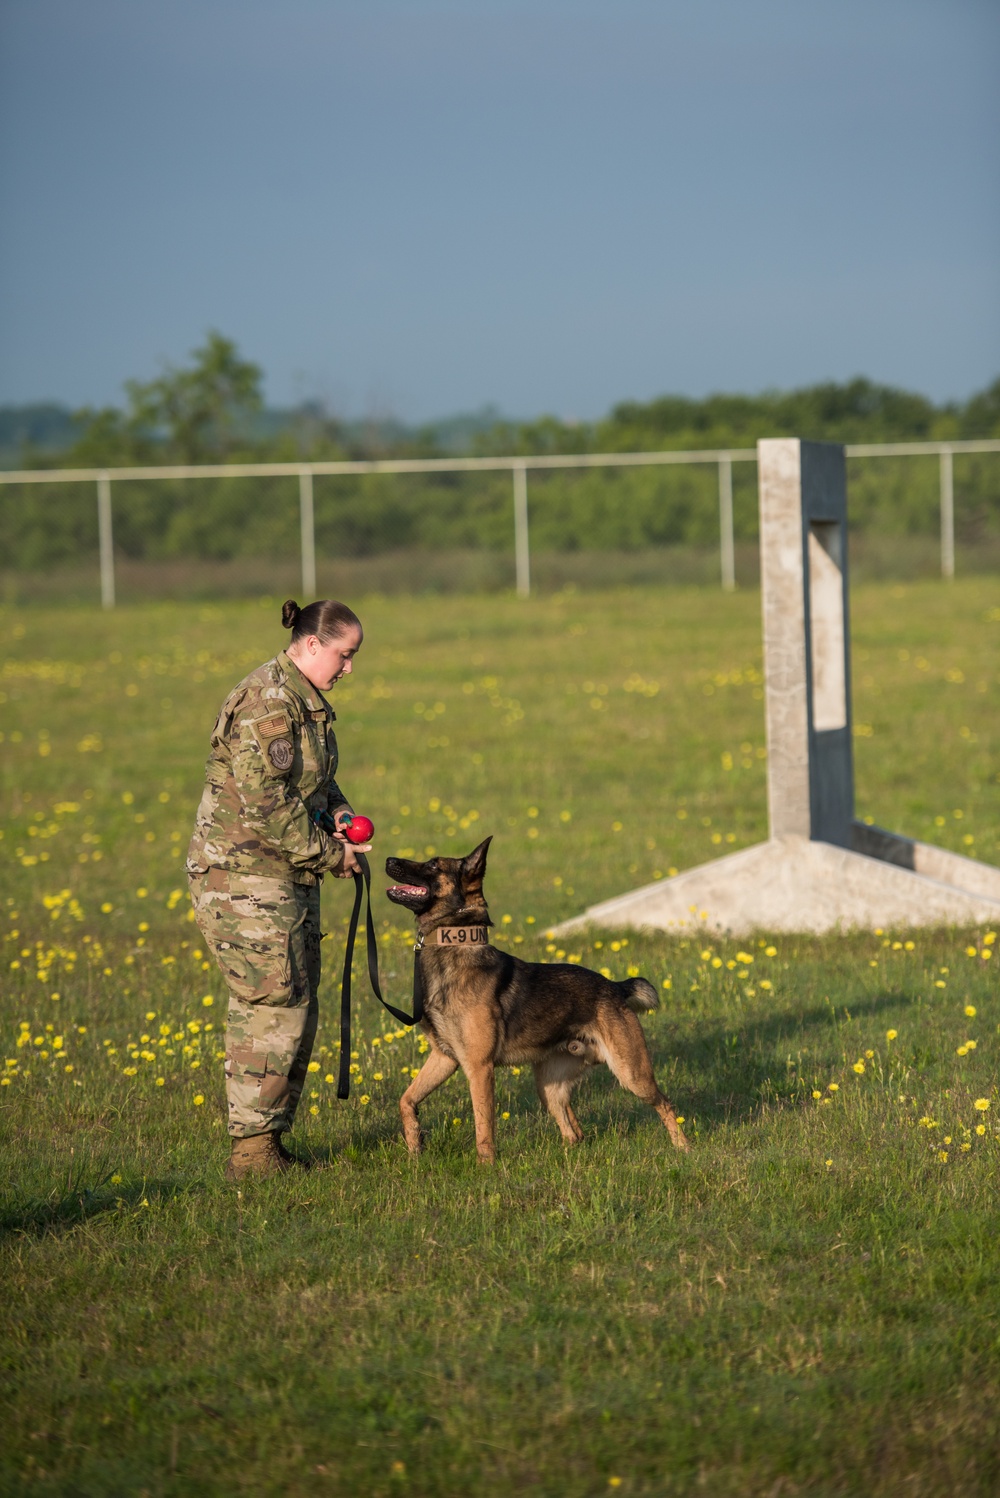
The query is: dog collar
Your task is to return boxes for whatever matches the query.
[433,926,489,947]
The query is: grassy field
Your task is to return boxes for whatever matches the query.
[2,577,1000,1496]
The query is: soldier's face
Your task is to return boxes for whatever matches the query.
[294,626,363,691]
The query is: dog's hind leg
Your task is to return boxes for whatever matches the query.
[599,1009,690,1151]
[399,1047,459,1156]
[533,1052,587,1143]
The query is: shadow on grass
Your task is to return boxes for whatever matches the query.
[307,1116,410,1164]
[0,1136,410,1229]
[294,990,923,1162]
[574,987,921,1138]
[0,1177,196,1241]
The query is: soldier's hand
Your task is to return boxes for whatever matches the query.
[334,842,373,878]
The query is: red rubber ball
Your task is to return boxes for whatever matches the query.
[345,815,374,844]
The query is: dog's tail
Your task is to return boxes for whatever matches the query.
[619,976,659,1013]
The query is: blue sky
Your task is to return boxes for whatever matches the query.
[0,0,997,421]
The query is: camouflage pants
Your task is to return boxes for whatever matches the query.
[188,868,321,1138]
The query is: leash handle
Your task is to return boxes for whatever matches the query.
[336,851,424,1100]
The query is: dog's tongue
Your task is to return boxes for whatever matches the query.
[389,883,427,898]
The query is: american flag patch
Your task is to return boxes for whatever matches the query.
[255,712,290,739]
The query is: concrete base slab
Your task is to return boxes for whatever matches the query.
[552,832,1000,938]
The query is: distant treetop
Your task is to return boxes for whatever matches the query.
[1,335,997,469]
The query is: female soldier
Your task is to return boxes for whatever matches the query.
[187,598,370,1180]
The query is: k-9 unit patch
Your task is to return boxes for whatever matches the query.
[435,926,489,946]
[267,737,294,771]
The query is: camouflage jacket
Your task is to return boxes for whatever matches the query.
[187,650,352,886]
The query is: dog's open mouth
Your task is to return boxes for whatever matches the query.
[387,882,429,906]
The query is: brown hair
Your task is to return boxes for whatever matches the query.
[281,598,362,644]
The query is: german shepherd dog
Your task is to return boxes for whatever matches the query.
[385,838,689,1162]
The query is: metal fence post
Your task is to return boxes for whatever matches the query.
[513,462,530,597]
[299,467,317,597]
[97,470,115,609]
[939,447,954,579]
[718,455,735,591]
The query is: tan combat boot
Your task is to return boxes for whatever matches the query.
[224,1131,290,1181]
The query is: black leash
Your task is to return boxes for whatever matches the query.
[336,852,424,1099]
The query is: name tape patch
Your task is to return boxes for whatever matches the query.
[435,926,489,946]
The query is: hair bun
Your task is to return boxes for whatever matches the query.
[281,599,301,630]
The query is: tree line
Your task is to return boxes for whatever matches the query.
[2,332,998,572]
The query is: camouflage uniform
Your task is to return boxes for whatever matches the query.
[187,649,351,1138]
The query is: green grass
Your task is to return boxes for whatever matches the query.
[2,578,1000,1496]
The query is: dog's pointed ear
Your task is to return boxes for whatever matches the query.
[462,836,492,880]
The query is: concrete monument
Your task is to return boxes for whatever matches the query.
[556,438,1000,937]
